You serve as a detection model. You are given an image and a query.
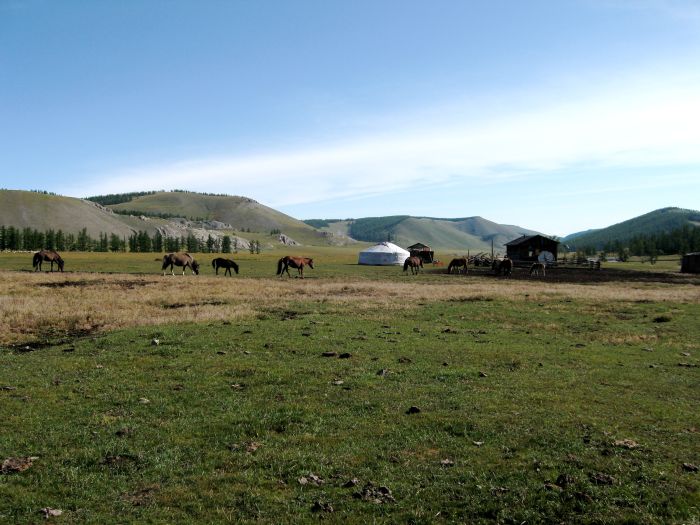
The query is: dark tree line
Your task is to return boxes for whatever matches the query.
[0,226,99,252]
[85,191,159,206]
[579,225,700,261]
[0,225,254,254]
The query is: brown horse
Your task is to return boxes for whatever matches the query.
[277,256,314,278]
[212,257,239,276]
[403,256,423,275]
[33,249,64,272]
[162,252,200,275]
[447,257,468,274]
[492,257,513,277]
[529,262,546,277]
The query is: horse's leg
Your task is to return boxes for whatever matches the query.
[225,267,231,276]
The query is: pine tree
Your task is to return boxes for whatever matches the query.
[55,230,66,251]
[110,233,121,252]
[222,235,232,253]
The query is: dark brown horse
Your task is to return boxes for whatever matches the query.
[212,257,239,276]
[447,257,468,275]
[277,256,314,278]
[33,249,64,272]
[162,252,200,275]
[492,257,513,277]
[403,256,423,275]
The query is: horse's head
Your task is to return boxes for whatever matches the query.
[191,260,200,275]
[307,259,314,269]
[56,257,65,272]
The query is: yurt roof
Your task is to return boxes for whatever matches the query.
[359,242,410,254]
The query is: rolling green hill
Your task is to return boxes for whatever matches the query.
[0,190,160,237]
[306,215,541,251]
[562,207,700,249]
[101,191,337,245]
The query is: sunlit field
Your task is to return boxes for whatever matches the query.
[1,250,698,523]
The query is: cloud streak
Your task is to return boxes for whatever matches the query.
[73,68,700,209]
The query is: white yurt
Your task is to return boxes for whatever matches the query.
[358,242,411,266]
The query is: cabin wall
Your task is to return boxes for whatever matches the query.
[506,239,559,262]
[681,254,700,273]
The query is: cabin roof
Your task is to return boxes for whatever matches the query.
[407,242,431,250]
[505,234,560,247]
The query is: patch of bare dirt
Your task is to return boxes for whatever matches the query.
[430,266,700,285]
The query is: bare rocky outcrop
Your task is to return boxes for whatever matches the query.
[278,233,300,246]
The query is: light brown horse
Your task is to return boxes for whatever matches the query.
[212,257,239,276]
[162,252,200,275]
[276,256,314,278]
[403,256,423,275]
[447,257,468,274]
[33,249,64,272]
[529,262,546,277]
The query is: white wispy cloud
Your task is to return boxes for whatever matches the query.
[73,67,700,206]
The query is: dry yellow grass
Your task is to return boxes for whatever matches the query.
[1,270,698,345]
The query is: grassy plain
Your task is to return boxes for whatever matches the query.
[0,250,698,523]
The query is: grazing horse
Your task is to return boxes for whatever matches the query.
[32,249,64,272]
[277,256,314,278]
[212,257,239,276]
[529,262,546,277]
[162,252,200,276]
[447,257,468,275]
[492,257,513,277]
[403,256,423,275]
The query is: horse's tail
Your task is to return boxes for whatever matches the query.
[447,261,453,274]
[161,255,170,271]
[232,261,239,274]
[276,257,284,275]
[212,259,217,269]
[403,258,409,271]
[32,252,40,270]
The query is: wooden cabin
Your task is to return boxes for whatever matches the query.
[505,235,559,263]
[407,242,434,264]
[681,252,700,273]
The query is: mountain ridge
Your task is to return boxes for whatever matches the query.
[562,207,700,250]
[2,189,696,252]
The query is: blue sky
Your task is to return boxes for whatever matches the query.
[1,0,699,236]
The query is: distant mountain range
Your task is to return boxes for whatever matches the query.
[1,189,697,251]
[561,207,700,249]
[304,216,540,252]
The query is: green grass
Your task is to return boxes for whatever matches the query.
[1,291,698,523]
[603,257,682,273]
